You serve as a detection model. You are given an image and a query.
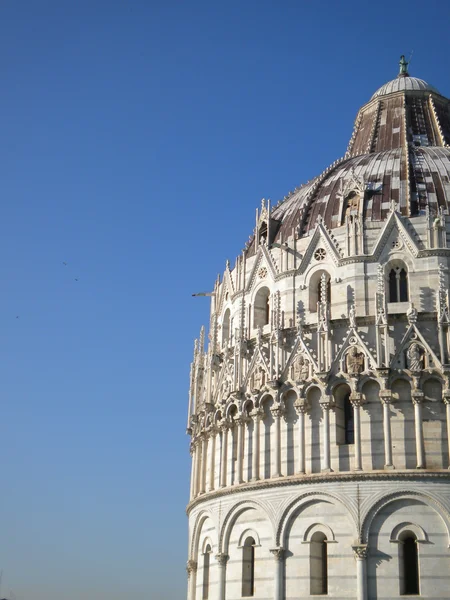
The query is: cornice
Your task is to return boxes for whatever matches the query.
[186,470,450,515]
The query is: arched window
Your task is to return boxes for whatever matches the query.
[388,265,409,302]
[344,393,354,444]
[310,531,328,595]
[222,308,231,345]
[399,533,419,595]
[202,544,212,599]
[242,536,255,597]
[254,287,270,329]
[309,270,331,312]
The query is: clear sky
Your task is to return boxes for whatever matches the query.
[0,1,449,599]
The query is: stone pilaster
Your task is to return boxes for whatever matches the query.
[412,390,425,469]
[294,399,308,474]
[270,547,285,600]
[215,553,229,600]
[352,545,368,600]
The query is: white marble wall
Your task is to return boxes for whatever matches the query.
[187,479,450,600]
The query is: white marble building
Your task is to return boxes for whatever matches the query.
[186,58,450,600]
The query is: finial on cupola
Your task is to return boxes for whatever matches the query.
[398,54,409,77]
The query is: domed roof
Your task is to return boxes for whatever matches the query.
[371,76,440,99]
[244,59,450,254]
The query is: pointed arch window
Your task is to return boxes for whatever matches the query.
[388,265,409,302]
[242,536,256,597]
[202,544,212,599]
[399,533,419,595]
[254,287,270,328]
[222,308,231,345]
[310,532,328,595]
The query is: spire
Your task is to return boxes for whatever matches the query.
[398,54,409,77]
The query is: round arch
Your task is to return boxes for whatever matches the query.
[190,509,218,559]
[219,499,274,553]
[361,490,450,545]
[303,522,337,543]
[389,521,428,544]
[238,528,262,548]
[276,491,358,547]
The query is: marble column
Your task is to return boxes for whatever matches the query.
[200,433,208,493]
[350,392,363,471]
[380,391,394,469]
[186,559,197,600]
[190,444,196,499]
[271,405,284,478]
[220,421,229,488]
[320,400,333,473]
[294,399,307,474]
[444,395,450,468]
[215,553,229,600]
[270,547,285,600]
[412,391,425,468]
[352,545,368,600]
[250,408,263,481]
[208,426,217,492]
[194,439,202,497]
[236,415,245,484]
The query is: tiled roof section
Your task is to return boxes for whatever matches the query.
[271,148,450,238]
[348,93,450,157]
[371,76,440,99]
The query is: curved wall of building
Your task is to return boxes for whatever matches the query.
[186,65,450,600]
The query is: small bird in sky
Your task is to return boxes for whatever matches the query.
[74,277,79,282]
[15,316,19,319]
[63,261,67,266]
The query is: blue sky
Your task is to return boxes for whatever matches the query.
[0,1,449,598]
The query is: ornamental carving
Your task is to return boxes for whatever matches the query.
[221,376,232,400]
[407,302,418,324]
[258,267,268,279]
[270,547,285,561]
[346,346,365,376]
[352,545,368,560]
[186,559,197,574]
[314,248,326,261]
[406,342,424,372]
[291,353,310,382]
[252,366,265,392]
[215,553,229,566]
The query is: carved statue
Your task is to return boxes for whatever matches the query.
[346,346,364,376]
[407,343,424,372]
[222,376,231,398]
[345,190,361,216]
[349,304,356,328]
[252,366,264,391]
[292,354,310,382]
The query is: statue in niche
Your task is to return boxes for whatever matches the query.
[252,366,265,391]
[346,346,365,376]
[292,353,310,382]
[407,343,424,372]
[344,190,361,217]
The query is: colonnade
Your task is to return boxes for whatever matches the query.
[186,543,370,600]
[189,389,450,500]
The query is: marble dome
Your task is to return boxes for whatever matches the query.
[371,75,440,99]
